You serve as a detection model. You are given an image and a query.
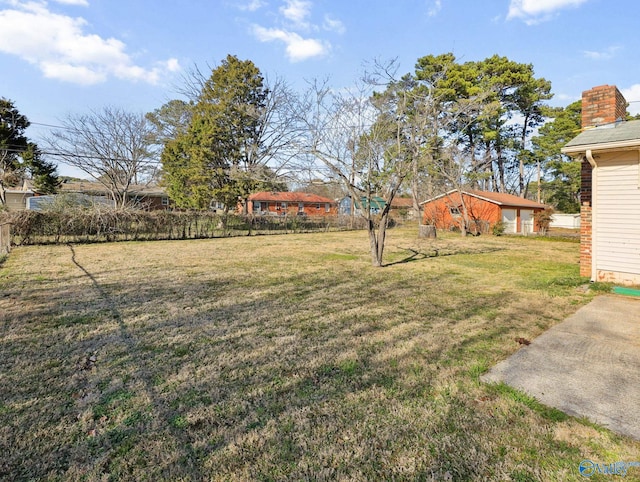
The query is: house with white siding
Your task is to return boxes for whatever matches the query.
[562,85,640,286]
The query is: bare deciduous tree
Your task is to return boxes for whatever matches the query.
[47,107,159,209]
[296,71,414,267]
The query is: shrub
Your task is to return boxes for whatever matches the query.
[534,207,555,235]
[0,206,360,246]
[492,220,505,236]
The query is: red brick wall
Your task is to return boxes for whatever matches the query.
[422,194,502,230]
[248,200,337,216]
[580,201,592,277]
[581,85,627,128]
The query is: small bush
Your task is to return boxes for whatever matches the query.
[534,207,555,235]
[492,220,505,236]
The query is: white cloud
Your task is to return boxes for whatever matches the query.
[236,0,264,12]
[323,14,344,34]
[164,58,181,72]
[582,45,621,60]
[53,0,89,6]
[621,85,640,116]
[252,25,328,62]
[0,1,178,85]
[280,0,311,28]
[428,0,442,17]
[249,1,341,62]
[507,0,589,24]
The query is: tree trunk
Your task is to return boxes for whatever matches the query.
[458,189,470,237]
[519,115,529,197]
[418,225,436,238]
[368,219,382,267]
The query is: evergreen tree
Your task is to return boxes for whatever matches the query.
[23,143,61,194]
[161,55,284,211]
[532,101,582,212]
[0,98,58,203]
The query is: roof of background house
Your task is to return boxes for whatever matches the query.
[60,181,167,197]
[249,191,335,204]
[562,120,640,153]
[421,189,547,209]
[390,197,414,208]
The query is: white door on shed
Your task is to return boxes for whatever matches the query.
[520,209,534,234]
[502,209,517,233]
[594,158,640,282]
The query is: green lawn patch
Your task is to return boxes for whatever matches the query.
[0,228,637,480]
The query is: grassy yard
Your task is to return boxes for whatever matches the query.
[0,227,638,481]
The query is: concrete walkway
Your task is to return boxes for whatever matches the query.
[482,295,640,440]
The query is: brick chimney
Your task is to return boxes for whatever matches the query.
[581,85,627,129]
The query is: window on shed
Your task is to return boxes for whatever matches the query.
[449,206,461,215]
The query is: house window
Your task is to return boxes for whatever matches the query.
[316,203,321,209]
[449,206,461,215]
[261,202,268,212]
[276,202,281,210]
[282,202,287,210]
[253,201,261,211]
[298,203,304,212]
[325,203,330,213]
[161,197,169,206]
[210,199,225,211]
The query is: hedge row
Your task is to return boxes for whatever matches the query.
[0,208,365,246]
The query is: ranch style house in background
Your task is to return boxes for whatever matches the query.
[7,180,171,211]
[338,195,419,220]
[247,191,338,216]
[420,190,547,235]
[562,84,640,286]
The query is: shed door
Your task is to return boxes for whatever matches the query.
[594,159,640,280]
[520,209,534,235]
[502,209,517,234]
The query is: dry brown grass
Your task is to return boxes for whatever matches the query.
[1,227,638,481]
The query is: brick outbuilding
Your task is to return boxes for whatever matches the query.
[421,189,547,234]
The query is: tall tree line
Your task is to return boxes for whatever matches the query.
[0,98,59,207]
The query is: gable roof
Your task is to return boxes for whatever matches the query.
[356,196,385,210]
[421,189,547,209]
[562,120,640,154]
[390,197,414,208]
[60,181,167,197]
[249,191,335,204]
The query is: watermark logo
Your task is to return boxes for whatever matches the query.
[579,459,640,477]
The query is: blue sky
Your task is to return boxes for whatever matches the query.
[1,0,640,176]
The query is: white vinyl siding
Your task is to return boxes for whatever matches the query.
[594,157,640,280]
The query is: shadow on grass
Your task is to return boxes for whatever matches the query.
[384,246,504,267]
[0,238,610,480]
